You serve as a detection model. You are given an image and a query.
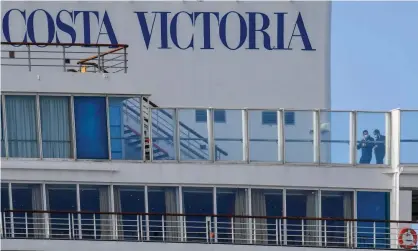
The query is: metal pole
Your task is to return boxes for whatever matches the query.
[174,108,180,162]
[27,45,32,72]
[349,112,357,165]
[277,109,285,163]
[63,46,66,72]
[313,110,320,164]
[96,46,100,73]
[124,47,127,73]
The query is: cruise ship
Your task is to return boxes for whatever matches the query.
[1,1,417,251]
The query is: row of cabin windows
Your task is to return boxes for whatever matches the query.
[195,110,296,125]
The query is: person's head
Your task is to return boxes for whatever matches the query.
[363,130,369,138]
[374,129,381,137]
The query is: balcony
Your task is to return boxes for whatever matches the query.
[1,209,417,250]
[0,93,417,166]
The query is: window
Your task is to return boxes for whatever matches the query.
[47,184,77,238]
[74,97,108,159]
[285,112,295,125]
[217,188,247,244]
[11,184,43,238]
[114,186,145,240]
[286,190,318,246]
[5,95,39,158]
[79,185,110,240]
[195,109,226,123]
[262,111,295,125]
[183,187,213,242]
[40,96,72,158]
[356,191,390,248]
[321,191,353,247]
[148,186,179,241]
[250,189,283,245]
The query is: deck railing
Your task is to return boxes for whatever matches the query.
[1,42,129,73]
[1,210,416,249]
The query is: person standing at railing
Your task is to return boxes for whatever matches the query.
[373,129,386,164]
[357,130,375,164]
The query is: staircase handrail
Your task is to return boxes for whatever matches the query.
[123,124,171,158]
[123,103,207,160]
[142,97,228,157]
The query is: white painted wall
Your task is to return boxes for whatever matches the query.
[1,1,331,109]
[1,160,393,190]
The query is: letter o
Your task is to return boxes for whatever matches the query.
[27,9,55,46]
[219,11,247,50]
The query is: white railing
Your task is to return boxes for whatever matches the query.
[1,210,417,250]
[1,42,129,73]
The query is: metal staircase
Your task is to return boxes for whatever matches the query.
[122,97,228,161]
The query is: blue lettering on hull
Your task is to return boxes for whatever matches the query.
[2,9,315,51]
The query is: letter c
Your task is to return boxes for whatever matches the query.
[170,11,194,50]
[2,9,27,46]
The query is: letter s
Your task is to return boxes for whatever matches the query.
[56,10,76,46]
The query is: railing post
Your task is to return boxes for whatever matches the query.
[2,212,7,238]
[162,215,165,241]
[347,221,351,248]
[63,46,66,72]
[25,212,28,238]
[278,219,282,245]
[68,213,72,239]
[27,44,32,72]
[149,108,154,161]
[385,112,391,165]
[96,46,100,73]
[71,214,75,239]
[124,47,127,73]
[0,212,3,238]
[137,215,141,241]
[277,109,285,163]
[324,220,327,247]
[373,221,376,248]
[313,110,320,164]
[231,217,234,243]
[349,111,357,165]
[301,219,305,246]
[93,213,97,239]
[174,108,180,162]
[275,218,279,245]
[2,96,10,158]
[242,109,249,163]
[207,108,214,162]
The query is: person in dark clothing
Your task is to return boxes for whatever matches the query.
[357,130,374,164]
[373,129,386,164]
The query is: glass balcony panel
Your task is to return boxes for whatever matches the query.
[320,111,350,164]
[178,109,209,161]
[151,108,176,161]
[109,97,142,160]
[356,112,387,165]
[400,111,418,164]
[249,110,279,162]
[284,111,313,163]
[213,109,243,161]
